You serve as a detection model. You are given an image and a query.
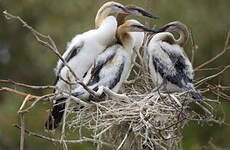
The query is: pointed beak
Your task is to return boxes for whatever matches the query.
[113,4,132,14]
[128,7,159,19]
[155,24,175,32]
[131,24,169,33]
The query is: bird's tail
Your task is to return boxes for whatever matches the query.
[45,98,66,130]
[184,86,204,101]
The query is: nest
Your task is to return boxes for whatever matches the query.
[66,65,215,150]
[2,11,229,150]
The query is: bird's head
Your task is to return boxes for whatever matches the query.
[102,1,131,14]
[157,21,187,33]
[116,5,159,26]
[117,20,164,45]
[156,21,189,46]
[126,5,159,19]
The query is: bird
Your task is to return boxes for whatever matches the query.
[45,1,132,130]
[71,20,163,102]
[116,5,158,81]
[147,21,203,100]
[45,2,159,130]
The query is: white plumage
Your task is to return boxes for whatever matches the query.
[72,20,158,100]
[147,21,203,100]
[45,1,131,130]
[55,2,130,92]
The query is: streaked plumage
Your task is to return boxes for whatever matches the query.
[116,5,158,80]
[45,1,131,130]
[72,20,160,101]
[147,21,203,100]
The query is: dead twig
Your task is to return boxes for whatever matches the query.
[14,125,114,148]
[195,31,230,71]
[1,87,39,99]
[3,10,99,99]
[0,79,56,90]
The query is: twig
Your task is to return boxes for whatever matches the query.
[1,87,39,99]
[189,28,197,65]
[195,31,230,71]
[18,95,31,150]
[145,0,151,27]
[14,125,114,148]
[0,79,56,90]
[195,65,230,86]
[116,123,132,150]
[3,10,99,99]
[20,113,25,150]
[19,94,56,113]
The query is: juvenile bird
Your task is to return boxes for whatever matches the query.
[147,21,203,100]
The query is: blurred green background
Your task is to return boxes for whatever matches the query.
[0,0,230,149]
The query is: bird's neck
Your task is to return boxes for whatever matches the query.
[175,28,188,47]
[117,29,133,52]
[95,6,111,28]
[96,16,117,46]
[116,13,129,27]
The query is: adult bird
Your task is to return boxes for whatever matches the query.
[116,5,159,81]
[147,21,203,100]
[45,1,131,130]
[72,20,163,101]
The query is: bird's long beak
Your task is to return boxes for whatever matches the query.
[113,4,132,14]
[130,24,165,33]
[128,7,159,19]
[155,24,176,32]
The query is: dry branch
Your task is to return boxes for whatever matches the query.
[1,8,230,150]
[195,31,230,71]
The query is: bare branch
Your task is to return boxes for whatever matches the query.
[0,79,56,90]
[14,125,114,148]
[1,87,39,99]
[195,31,230,71]
[3,10,99,99]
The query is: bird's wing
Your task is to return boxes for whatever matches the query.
[56,39,84,76]
[72,45,126,100]
[151,43,193,89]
[53,37,84,88]
[87,45,118,86]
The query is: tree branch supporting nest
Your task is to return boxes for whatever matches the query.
[1,10,230,150]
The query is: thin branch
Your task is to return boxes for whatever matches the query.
[3,10,99,99]
[0,79,56,90]
[14,125,114,148]
[145,0,151,27]
[195,31,230,71]
[18,95,31,150]
[19,94,56,113]
[20,113,25,150]
[1,87,39,99]
[195,65,230,86]
[189,28,197,65]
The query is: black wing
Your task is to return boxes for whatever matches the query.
[152,44,192,89]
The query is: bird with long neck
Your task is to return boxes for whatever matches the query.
[45,1,132,130]
[116,5,159,81]
[72,20,163,101]
[147,21,203,100]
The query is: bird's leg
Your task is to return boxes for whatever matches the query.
[96,86,105,96]
[102,87,129,101]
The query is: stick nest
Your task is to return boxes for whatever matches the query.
[67,71,216,150]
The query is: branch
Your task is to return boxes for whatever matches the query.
[3,10,99,99]
[195,30,230,71]
[1,87,39,99]
[0,79,56,90]
[195,65,230,86]
[14,125,114,148]
[145,0,151,27]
